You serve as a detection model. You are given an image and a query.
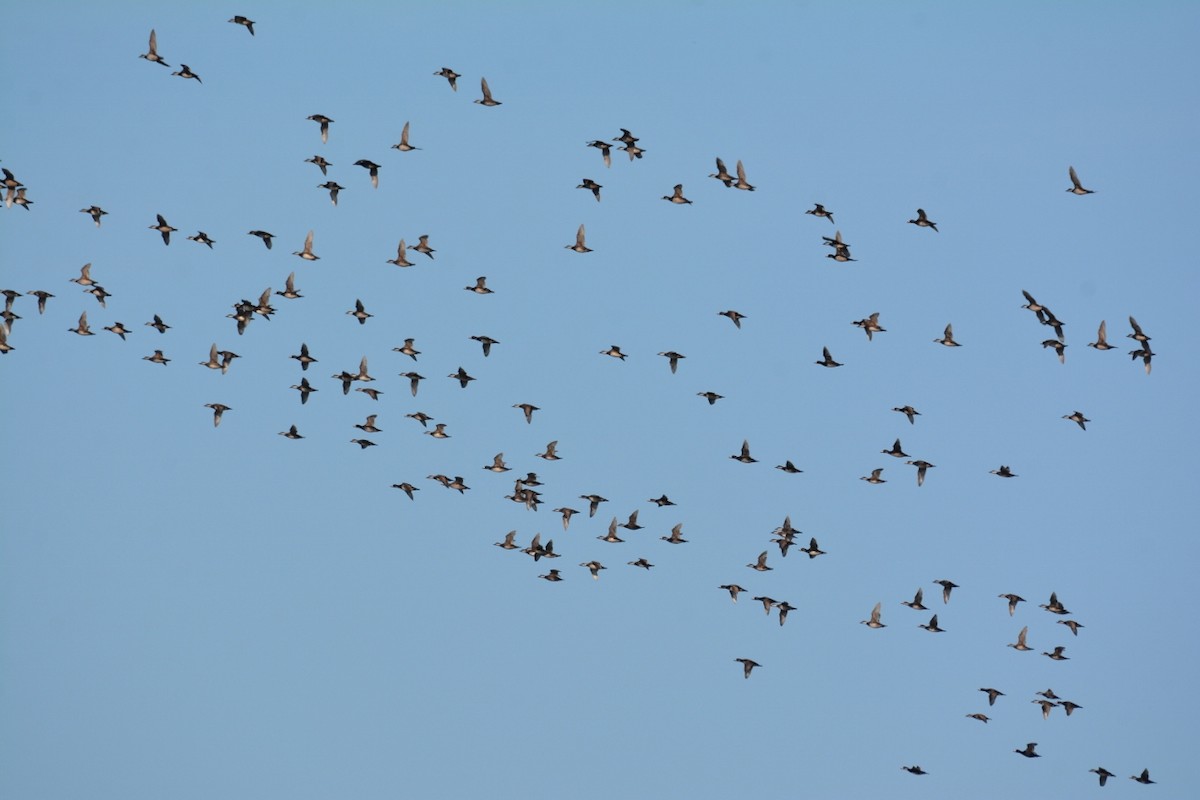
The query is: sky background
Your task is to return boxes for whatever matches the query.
[2,2,1198,798]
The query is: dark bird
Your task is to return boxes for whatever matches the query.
[80,205,108,227]
[347,299,372,325]
[628,558,654,570]
[1057,619,1084,636]
[318,181,343,206]
[434,67,460,91]
[465,276,493,294]
[145,314,170,334]
[619,510,642,530]
[349,439,377,450]
[536,440,561,460]
[658,351,685,373]
[426,423,450,439]
[449,366,475,388]
[697,391,723,405]
[291,343,317,371]
[893,405,921,425]
[1090,768,1115,787]
[776,461,803,474]
[494,531,519,550]
[204,403,230,427]
[1015,743,1040,758]
[919,614,945,633]
[853,312,886,341]
[413,235,436,259]
[1060,701,1083,716]
[718,310,746,328]
[600,345,627,361]
[663,184,692,204]
[229,16,255,35]
[400,372,424,397]
[882,438,908,458]
[1034,699,1058,719]
[140,29,169,67]
[902,766,927,776]
[580,561,607,580]
[553,507,579,531]
[908,207,938,232]
[279,425,302,440]
[805,203,835,224]
[307,114,333,144]
[901,588,928,611]
[580,494,607,518]
[475,77,501,106]
[27,290,54,314]
[1066,166,1094,195]
[999,593,1025,615]
[980,688,1005,706]
[597,518,624,544]
[747,551,772,572]
[966,714,990,723]
[354,159,381,189]
[355,415,382,434]
[800,538,825,559]
[171,64,202,83]
[510,403,540,424]
[815,346,842,367]
[391,121,419,152]
[991,466,1018,478]
[539,569,563,582]
[142,349,170,366]
[1063,411,1089,431]
[1042,338,1067,363]
[1043,646,1069,661]
[613,128,639,145]
[933,579,958,604]
[586,140,613,168]
[720,584,746,603]
[735,658,760,679]
[306,155,331,175]
[248,230,275,249]
[709,157,735,187]
[934,323,961,347]
[1130,769,1155,785]
[577,178,602,201]
[731,440,757,464]
[393,338,420,361]
[149,214,177,245]
[1127,315,1152,346]
[660,524,687,544]
[291,377,317,404]
[187,231,215,248]
[357,387,382,401]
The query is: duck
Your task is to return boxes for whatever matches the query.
[536,441,561,460]
[619,510,642,530]
[882,438,908,458]
[553,507,579,531]
[908,208,938,231]
[1090,768,1115,787]
[732,161,754,191]
[861,468,886,484]
[145,314,170,334]
[1033,699,1058,719]
[404,412,432,429]
[991,465,1018,478]
[1129,344,1154,375]
[775,460,803,474]
[919,614,945,633]
[853,312,886,340]
[354,160,381,189]
[511,403,539,424]
[1066,165,1094,195]
[747,551,772,572]
[825,244,856,263]
[80,205,108,227]
[393,338,420,361]
[1043,646,1069,661]
[204,403,231,427]
[449,367,475,388]
[660,524,687,544]
[391,121,419,152]
[318,181,343,206]
[933,580,958,604]
[658,351,685,373]
[347,299,372,325]
[539,569,563,582]
[27,290,54,314]
[290,378,316,404]
[434,67,460,91]
[697,391,724,405]
[69,311,94,336]
[293,230,319,261]
[628,558,654,570]
[1127,315,1152,346]
[465,276,493,294]
[357,387,382,401]
[893,405,921,425]
[966,714,990,723]
[1042,338,1067,363]
[730,439,757,464]
[566,224,592,253]
[290,343,317,371]
[800,538,825,559]
[933,323,961,346]
[1057,619,1084,636]
[901,766,927,776]
[577,178,601,201]
[999,593,1025,615]
[580,561,607,580]
[622,142,647,160]
[775,601,796,626]
[409,234,435,259]
[735,658,760,679]
[140,29,170,67]
[613,128,639,145]
[1008,626,1032,651]
[387,239,414,267]
[171,64,202,83]
[586,140,613,168]
[901,588,928,611]
[1039,306,1066,341]
[349,439,377,450]
[1015,743,1041,758]
[143,350,170,366]
[1088,320,1116,350]
[1060,701,1083,716]
[187,231,215,248]
[720,584,746,603]
[400,372,424,397]
[580,494,608,518]
[248,230,275,249]
[597,518,624,544]
[355,415,382,434]
[815,346,842,368]
[228,16,255,35]
[1130,769,1155,785]
[279,425,303,440]
[709,157,735,187]
[307,114,333,143]
[861,602,886,628]
[805,203,835,224]
[87,285,111,308]
[149,214,177,245]
[980,688,1005,706]
[475,77,501,106]
[306,155,331,175]
[600,345,627,360]
[426,423,450,439]
[494,531,519,550]
[663,184,692,204]
[718,310,746,328]
[199,343,223,370]
[447,476,470,494]
[1063,411,1089,430]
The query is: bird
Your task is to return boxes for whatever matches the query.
[660,524,687,544]
[806,203,836,224]
[861,468,886,484]
[248,230,274,249]
[536,441,561,460]
[1057,619,1084,636]
[347,299,372,325]
[697,391,723,405]
[775,601,796,626]
[307,114,333,143]
[413,235,436,259]
[405,412,433,428]
[434,67,460,91]
[399,372,424,397]
[204,403,230,427]
[586,140,613,168]
[1129,344,1155,375]
[80,205,107,227]
[658,351,685,373]
[1088,320,1116,351]
[775,461,803,474]
[465,276,493,294]
[597,518,624,544]
[1043,646,1069,661]
[933,580,958,604]
[709,157,735,186]
[1034,699,1058,719]
[199,343,222,370]
[580,494,607,518]
[290,343,317,371]
[827,245,857,262]
[1036,689,1061,700]
[70,263,96,287]
[145,314,170,334]
[355,415,382,434]
[1130,769,1155,785]
[731,440,757,464]
[1090,768,1115,787]
[718,310,746,328]
[553,507,579,531]
[293,230,319,261]
[800,538,825,559]
[318,181,343,206]
[720,584,746,603]
[494,531,519,550]
[69,311,94,336]
[999,593,1025,615]
[475,77,501,106]
[27,290,54,314]
[290,378,316,404]
[1127,315,1152,346]
[577,178,602,201]
[279,425,302,440]
[1042,338,1067,363]
[171,64,202,83]
[934,323,961,346]
[966,714,990,723]
[628,558,654,570]
[349,439,377,450]
[663,184,692,204]
[228,16,255,35]
[449,367,475,388]
[908,208,938,231]
[893,405,921,425]
[991,466,1018,478]
[735,658,760,679]
[566,224,592,253]
[919,614,945,632]
[980,688,1005,706]
[306,155,331,175]
[1008,626,1032,651]
[426,423,450,439]
[149,214,177,245]
[882,438,908,458]
[275,272,302,301]
[619,510,643,530]
[508,403,540,425]
[354,160,381,189]
[1014,743,1040,758]
[901,766,927,776]
[142,350,170,366]
[1066,165,1094,195]
[187,231,215,248]
[815,346,842,367]
[905,460,934,486]
[620,142,645,160]
[87,285,111,307]
[853,312,886,341]
[901,588,928,611]
[747,551,772,572]
[600,345,627,360]
[393,338,420,361]
[732,160,754,191]
[1063,411,1089,431]
[861,602,886,628]
[387,239,414,267]
[539,570,563,582]
[140,29,169,67]
[391,121,419,152]
[1060,701,1083,716]
[612,128,639,145]
[580,561,606,580]
[356,387,382,401]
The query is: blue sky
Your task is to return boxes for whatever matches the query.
[2,2,1197,798]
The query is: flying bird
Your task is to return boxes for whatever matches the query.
[475,77,501,106]
[391,121,419,152]
[663,184,692,204]
[307,114,333,143]
[434,67,460,91]
[149,214,177,245]
[228,16,255,35]
[861,602,886,628]
[1066,165,1094,195]
[566,224,592,253]
[140,29,169,67]
[80,205,108,227]
[908,208,938,231]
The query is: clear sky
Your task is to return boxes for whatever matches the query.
[2,2,1197,798]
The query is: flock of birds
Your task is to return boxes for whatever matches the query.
[0,16,1164,791]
